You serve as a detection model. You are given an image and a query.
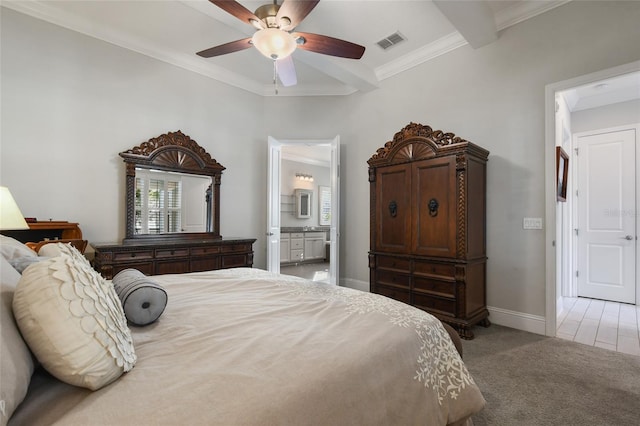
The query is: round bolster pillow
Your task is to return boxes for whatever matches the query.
[112,269,167,326]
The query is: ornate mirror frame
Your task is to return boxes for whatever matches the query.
[120,130,225,243]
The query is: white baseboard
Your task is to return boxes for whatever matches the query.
[335,282,546,335]
[341,278,370,292]
[487,306,546,335]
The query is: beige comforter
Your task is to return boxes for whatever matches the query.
[10,268,485,425]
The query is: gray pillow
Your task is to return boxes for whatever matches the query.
[9,256,48,274]
[112,269,167,326]
[1,255,35,424]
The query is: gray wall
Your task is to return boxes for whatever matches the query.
[2,2,640,325]
[262,1,640,318]
[572,99,640,133]
[1,8,266,264]
[280,159,330,228]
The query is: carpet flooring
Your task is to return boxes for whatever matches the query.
[461,325,640,425]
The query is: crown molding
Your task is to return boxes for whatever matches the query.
[3,0,572,97]
[1,0,266,96]
[494,0,572,31]
[375,32,468,82]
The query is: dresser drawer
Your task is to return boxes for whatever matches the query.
[113,250,154,261]
[155,248,189,258]
[221,254,248,269]
[376,285,411,304]
[375,270,410,289]
[290,232,304,239]
[191,246,221,256]
[111,263,154,277]
[414,261,455,279]
[155,260,189,275]
[191,257,220,272]
[290,239,304,250]
[413,293,456,316]
[376,256,410,272]
[413,277,455,298]
[221,244,250,253]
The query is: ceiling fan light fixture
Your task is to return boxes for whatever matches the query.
[249,19,263,30]
[252,28,297,60]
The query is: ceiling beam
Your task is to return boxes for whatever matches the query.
[294,50,379,93]
[433,0,498,49]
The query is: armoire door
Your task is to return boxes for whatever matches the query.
[375,163,412,253]
[412,156,457,257]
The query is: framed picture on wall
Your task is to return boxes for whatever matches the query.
[556,146,569,202]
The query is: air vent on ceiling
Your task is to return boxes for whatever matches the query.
[376,31,407,50]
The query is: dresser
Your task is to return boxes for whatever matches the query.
[93,238,255,279]
[368,123,489,339]
[1,220,87,253]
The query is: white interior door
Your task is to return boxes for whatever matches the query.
[267,137,282,273]
[576,128,636,304]
[267,136,340,285]
[181,175,211,232]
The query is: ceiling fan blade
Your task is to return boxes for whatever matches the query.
[277,56,297,87]
[292,32,365,59]
[209,0,263,27]
[196,37,253,58]
[276,0,320,30]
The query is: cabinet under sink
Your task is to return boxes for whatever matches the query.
[280,231,327,264]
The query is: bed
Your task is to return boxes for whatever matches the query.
[1,237,485,426]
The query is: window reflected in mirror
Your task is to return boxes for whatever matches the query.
[318,186,331,226]
[135,169,212,234]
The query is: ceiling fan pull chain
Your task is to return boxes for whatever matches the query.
[273,59,279,95]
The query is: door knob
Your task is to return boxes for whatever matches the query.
[623,235,634,240]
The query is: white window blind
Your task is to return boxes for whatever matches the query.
[135,171,182,234]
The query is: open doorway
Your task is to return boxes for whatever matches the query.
[266,136,340,285]
[545,61,640,337]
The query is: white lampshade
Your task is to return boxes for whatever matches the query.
[252,28,297,60]
[0,186,29,230]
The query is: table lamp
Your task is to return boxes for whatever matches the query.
[0,186,29,230]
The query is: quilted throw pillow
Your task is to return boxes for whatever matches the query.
[12,243,136,390]
[112,269,168,326]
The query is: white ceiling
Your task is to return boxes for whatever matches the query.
[562,71,640,112]
[4,0,574,97]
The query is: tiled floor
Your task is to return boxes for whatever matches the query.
[280,262,330,282]
[557,297,640,356]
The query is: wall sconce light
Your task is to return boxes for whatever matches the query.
[296,173,314,182]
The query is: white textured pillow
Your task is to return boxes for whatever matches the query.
[39,242,90,265]
[36,242,64,258]
[12,244,136,390]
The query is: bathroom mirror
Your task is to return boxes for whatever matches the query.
[295,189,312,219]
[120,130,225,242]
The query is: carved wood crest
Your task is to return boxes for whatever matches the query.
[367,122,473,167]
[120,130,225,175]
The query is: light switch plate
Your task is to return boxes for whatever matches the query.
[523,217,543,230]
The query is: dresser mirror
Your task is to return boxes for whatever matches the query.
[121,130,225,243]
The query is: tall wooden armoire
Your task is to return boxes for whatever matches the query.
[368,123,490,339]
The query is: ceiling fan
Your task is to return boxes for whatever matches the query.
[196,0,366,88]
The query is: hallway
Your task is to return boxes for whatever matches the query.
[557,297,640,356]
